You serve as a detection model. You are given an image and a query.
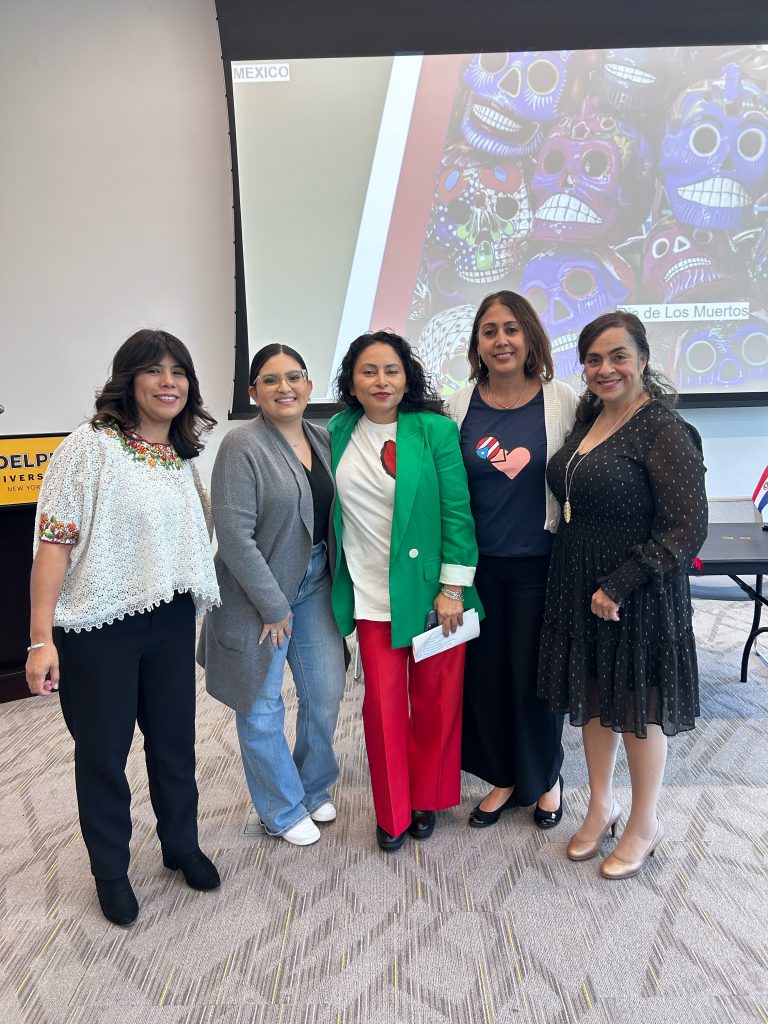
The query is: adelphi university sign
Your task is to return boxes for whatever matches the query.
[0,434,67,507]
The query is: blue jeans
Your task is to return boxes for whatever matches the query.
[235,543,346,835]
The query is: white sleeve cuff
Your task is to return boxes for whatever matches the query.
[440,563,476,587]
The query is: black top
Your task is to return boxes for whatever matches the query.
[303,456,334,545]
[537,400,709,737]
[547,401,708,603]
[460,387,553,557]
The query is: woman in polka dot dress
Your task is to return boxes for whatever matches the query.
[538,312,708,879]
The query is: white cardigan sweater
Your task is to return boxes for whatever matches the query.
[444,379,579,534]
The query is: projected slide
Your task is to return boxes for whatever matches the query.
[231,45,768,400]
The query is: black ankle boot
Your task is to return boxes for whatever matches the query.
[376,825,407,852]
[409,809,436,840]
[163,848,221,891]
[95,876,138,927]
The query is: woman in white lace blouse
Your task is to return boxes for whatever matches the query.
[25,330,221,927]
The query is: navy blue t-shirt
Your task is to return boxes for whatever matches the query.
[460,386,553,558]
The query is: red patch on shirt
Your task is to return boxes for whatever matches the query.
[380,440,396,478]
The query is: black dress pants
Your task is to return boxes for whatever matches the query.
[461,554,564,805]
[56,593,199,879]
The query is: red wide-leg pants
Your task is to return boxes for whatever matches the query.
[355,619,465,838]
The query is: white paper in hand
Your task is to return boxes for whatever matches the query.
[411,608,480,662]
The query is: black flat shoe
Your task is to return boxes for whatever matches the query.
[376,825,407,852]
[163,848,221,890]
[534,775,564,830]
[468,791,517,828]
[409,809,436,840]
[95,876,138,927]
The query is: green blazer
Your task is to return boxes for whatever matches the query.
[328,407,482,648]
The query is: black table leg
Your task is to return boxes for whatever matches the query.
[740,574,765,682]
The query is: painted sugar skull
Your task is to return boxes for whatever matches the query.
[407,252,475,327]
[408,263,434,324]
[531,97,654,243]
[673,311,768,390]
[461,50,575,158]
[417,304,475,396]
[642,216,736,303]
[660,63,768,230]
[597,48,673,116]
[521,246,635,376]
[431,154,531,284]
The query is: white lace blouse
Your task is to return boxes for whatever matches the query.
[33,422,220,632]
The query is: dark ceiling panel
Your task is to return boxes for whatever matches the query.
[214,0,766,60]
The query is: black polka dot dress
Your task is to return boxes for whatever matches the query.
[537,400,708,738]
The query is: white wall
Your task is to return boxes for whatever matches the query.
[0,0,234,481]
[685,408,766,501]
[0,0,765,498]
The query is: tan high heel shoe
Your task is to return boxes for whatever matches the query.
[566,803,622,861]
[600,818,664,880]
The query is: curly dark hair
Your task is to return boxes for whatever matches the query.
[467,291,554,383]
[575,311,676,423]
[90,329,216,458]
[334,330,444,415]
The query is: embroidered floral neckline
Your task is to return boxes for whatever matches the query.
[105,426,184,470]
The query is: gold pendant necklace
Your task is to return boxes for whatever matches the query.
[562,448,587,524]
[562,395,647,524]
[485,376,527,410]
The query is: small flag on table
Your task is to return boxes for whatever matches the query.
[753,465,768,514]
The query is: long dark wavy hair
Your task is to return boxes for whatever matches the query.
[575,311,676,423]
[90,329,216,458]
[467,290,554,383]
[335,330,444,415]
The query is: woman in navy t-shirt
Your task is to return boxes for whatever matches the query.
[445,291,577,829]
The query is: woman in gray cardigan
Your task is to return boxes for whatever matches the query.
[199,344,346,846]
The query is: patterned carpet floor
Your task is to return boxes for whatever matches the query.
[1,599,767,1024]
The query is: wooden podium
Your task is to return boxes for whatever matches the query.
[0,434,67,702]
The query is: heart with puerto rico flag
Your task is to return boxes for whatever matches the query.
[475,434,531,481]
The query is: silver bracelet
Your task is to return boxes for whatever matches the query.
[440,585,464,601]
[27,642,46,652]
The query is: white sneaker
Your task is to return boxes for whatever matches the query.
[310,801,337,823]
[282,817,321,846]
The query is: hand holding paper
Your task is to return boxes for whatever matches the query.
[412,608,480,662]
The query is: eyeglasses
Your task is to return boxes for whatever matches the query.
[251,369,308,388]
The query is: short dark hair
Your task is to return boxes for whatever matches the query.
[575,311,676,422]
[467,290,554,383]
[335,330,444,415]
[91,329,216,458]
[249,343,308,385]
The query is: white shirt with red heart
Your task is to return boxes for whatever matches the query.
[336,415,398,621]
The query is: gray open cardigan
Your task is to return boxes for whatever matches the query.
[198,413,338,717]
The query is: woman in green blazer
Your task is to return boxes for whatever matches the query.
[329,330,481,851]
